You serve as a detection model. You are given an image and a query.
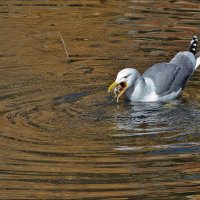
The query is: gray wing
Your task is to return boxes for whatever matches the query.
[170,51,196,69]
[142,51,196,96]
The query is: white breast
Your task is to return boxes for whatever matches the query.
[128,77,159,102]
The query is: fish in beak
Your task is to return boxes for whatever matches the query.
[108,81,128,102]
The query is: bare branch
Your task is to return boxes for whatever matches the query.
[59,32,70,64]
[62,66,85,75]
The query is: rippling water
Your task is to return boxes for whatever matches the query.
[1,0,200,199]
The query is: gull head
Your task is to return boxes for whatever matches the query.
[108,68,140,102]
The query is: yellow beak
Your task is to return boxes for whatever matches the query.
[108,81,128,102]
[108,81,118,93]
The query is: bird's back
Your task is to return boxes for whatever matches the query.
[142,51,196,96]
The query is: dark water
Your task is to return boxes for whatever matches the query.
[1,0,200,199]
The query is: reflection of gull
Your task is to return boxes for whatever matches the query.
[114,101,174,131]
[113,100,200,135]
[108,36,200,102]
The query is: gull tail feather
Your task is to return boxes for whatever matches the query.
[189,35,198,55]
[195,52,200,69]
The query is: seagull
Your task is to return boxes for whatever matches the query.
[108,36,200,102]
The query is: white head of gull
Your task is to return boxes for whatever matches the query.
[108,35,200,102]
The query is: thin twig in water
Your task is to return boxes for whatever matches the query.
[62,66,85,75]
[59,32,85,75]
[59,32,70,64]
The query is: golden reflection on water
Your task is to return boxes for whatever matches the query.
[0,0,200,199]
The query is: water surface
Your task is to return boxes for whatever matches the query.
[0,0,200,199]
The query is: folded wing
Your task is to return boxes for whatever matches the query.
[142,51,196,96]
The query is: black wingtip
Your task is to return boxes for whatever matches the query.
[189,35,198,55]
